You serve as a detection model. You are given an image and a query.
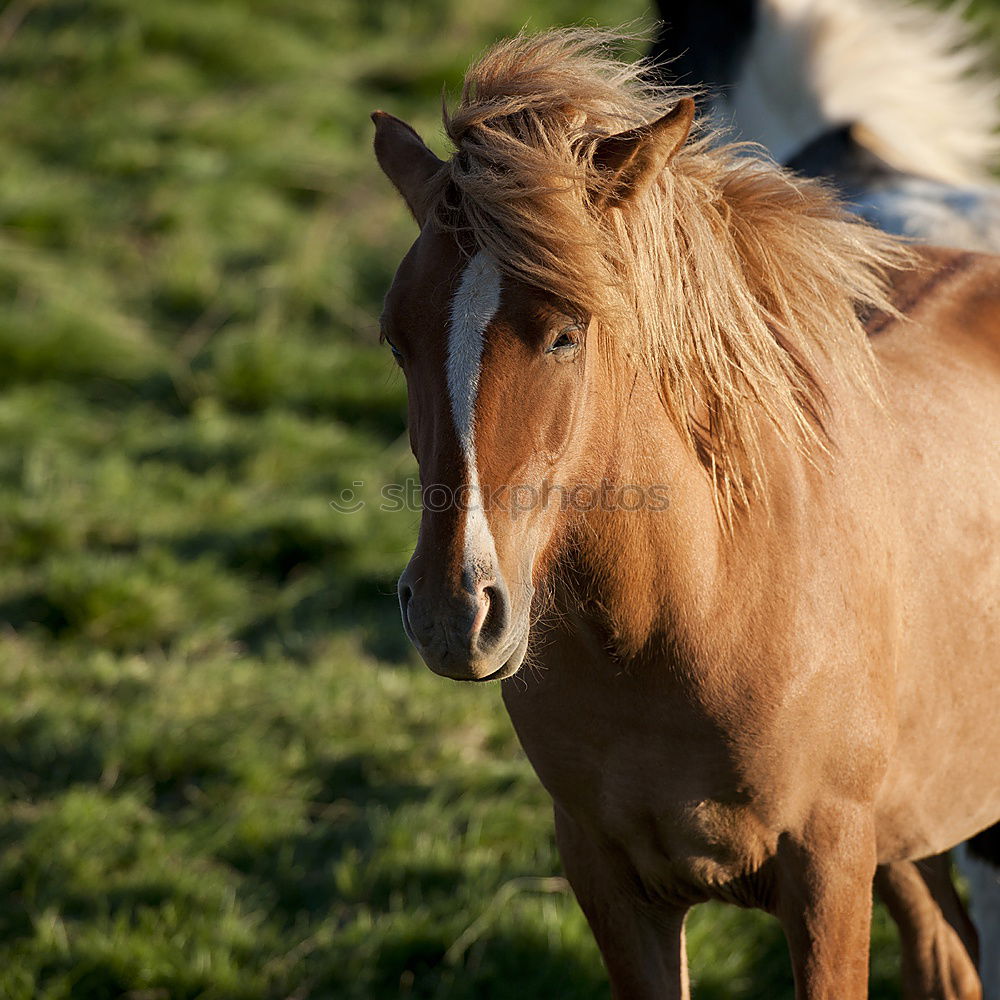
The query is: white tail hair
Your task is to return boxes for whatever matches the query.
[720,0,1000,185]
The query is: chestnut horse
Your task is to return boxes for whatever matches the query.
[372,30,1000,999]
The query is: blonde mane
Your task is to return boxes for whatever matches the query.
[431,29,910,515]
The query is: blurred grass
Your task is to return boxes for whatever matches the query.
[0,0,987,996]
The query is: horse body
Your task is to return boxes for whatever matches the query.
[507,242,1000,870]
[867,254,1000,861]
[496,247,1000,998]
[373,30,1000,998]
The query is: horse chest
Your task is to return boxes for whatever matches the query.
[502,667,783,904]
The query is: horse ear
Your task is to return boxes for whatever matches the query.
[592,98,695,209]
[372,111,445,226]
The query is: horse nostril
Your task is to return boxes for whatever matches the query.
[477,584,508,646]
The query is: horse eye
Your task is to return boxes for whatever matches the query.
[381,333,404,366]
[546,325,581,355]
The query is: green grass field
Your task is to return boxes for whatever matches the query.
[1,1,995,997]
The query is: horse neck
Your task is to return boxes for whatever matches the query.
[555,351,835,669]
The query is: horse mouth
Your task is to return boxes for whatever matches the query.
[474,623,530,683]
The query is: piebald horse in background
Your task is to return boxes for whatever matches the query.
[652,0,1000,993]
[651,0,1000,249]
[373,29,1000,999]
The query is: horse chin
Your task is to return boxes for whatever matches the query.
[474,621,531,683]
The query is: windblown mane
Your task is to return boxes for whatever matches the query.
[430,29,909,516]
[723,0,1000,186]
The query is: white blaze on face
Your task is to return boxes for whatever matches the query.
[447,251,501,582]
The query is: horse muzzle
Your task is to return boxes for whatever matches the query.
[397,570,531,681]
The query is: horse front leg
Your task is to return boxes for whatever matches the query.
[774,807,878,1000]
[554,804,690,1000]
[876,854,981,1000]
